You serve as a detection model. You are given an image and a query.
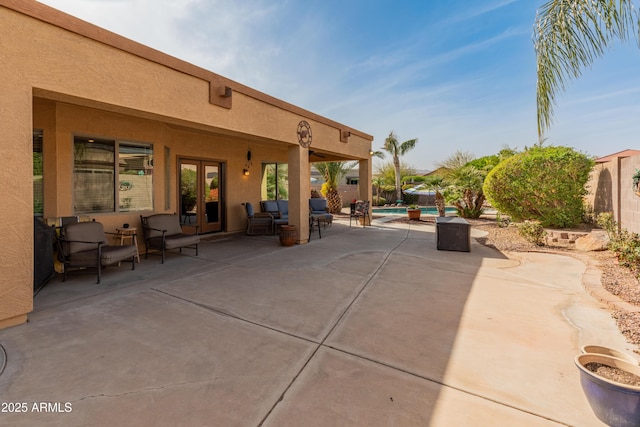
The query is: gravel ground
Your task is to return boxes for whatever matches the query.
[385,216,640,349]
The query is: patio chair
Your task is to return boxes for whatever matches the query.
[140,213,200,263]
[349,200,370,227]
[309,198,333,228]
[261,200,288,233]
[245,202,274,235]
[57,221,136,284]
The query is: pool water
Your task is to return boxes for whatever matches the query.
[372,207,457,215]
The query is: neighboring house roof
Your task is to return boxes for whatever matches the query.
[595,149,640,163]
[423,167,449,177]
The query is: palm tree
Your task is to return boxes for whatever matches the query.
[314,161,357,214]
[382,131,418,202]
[534,0,638,136]
[372,176,385,206]
[423,175,446,217]
[445,165,487,218]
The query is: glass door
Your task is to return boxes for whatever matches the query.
[179,159,223,233]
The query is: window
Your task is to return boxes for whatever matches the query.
[74,136,153,214]
[261,163,288,200]
[33,129,44,216]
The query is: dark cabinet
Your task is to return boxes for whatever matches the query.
[436,217,470,252]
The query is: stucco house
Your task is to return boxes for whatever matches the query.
[0,1,373,329]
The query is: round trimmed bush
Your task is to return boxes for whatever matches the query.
[483,146,594,228]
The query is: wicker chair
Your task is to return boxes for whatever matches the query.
[245,202,274,235]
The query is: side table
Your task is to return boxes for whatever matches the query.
[115,227,141,263]
[435,217,470,252]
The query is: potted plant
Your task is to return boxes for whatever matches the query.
[575,352,640,427]
[407,204,421,220]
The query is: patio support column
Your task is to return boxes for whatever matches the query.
[0,82,34,329]
[288,144,310,244]
[359,158,372,222]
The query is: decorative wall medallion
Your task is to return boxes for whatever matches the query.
[297,120,312,148]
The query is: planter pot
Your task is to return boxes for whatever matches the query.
[279,225,297,247]
[407,209,421,220]
[575,353,640,427]
[581,345,638,365]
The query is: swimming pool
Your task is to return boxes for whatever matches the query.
[372,207,457,215]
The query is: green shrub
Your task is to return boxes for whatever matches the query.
[596,212,616,239]
[483,146,594,228]
[597,212,640,272]
[518,220,546,245]
[495,212,510,228]
[373,196,386,206]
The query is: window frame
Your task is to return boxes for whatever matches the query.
[73,135,154,214]
[261,162,289,200]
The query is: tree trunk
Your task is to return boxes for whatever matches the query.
[474,191,486,214]
[435,191,445,216]
[394,157,402,202]
[326,188,342,214]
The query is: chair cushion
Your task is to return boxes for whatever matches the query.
[261,201,279,215]
[145,214,184,238]
[246,202,255,217]
[277,200,289,216]
[101,245,137,265]
[64,222,107,254]
[164,234,200,250]
[309,198,328,213]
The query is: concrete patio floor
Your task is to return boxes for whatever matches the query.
[0,217,634,426]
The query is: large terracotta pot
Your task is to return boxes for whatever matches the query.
[407,209,421,220]
[575,353,640,427]
[279,225,297,246]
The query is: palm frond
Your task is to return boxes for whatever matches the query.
[534,0,638,136]
[314,161,357,189]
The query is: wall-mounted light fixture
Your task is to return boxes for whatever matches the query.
[219,85,232,98]
[339,129,351,144]
[243,149,252,176]
[340,130,351,143]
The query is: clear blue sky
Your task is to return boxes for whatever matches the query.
[38,0,640,171]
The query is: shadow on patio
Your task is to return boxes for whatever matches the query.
[0,219,615,426]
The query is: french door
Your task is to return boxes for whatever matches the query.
[179,159,224,233]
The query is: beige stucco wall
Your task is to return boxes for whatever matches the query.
[586,161,619,223]
[620,156,640,234]
[0,2,372,329]
[587,155,640,234]
[0,61,33,329]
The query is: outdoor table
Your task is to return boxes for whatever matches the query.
[435,217,470,252]
[115,226,141,263]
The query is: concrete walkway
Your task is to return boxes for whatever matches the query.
[0,218,633,426]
